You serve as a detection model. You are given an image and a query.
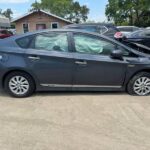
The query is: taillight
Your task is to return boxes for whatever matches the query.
[114,32,123,39]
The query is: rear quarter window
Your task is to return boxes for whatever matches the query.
[16,36,33,48]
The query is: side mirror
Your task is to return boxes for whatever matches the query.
[111,50,123,60]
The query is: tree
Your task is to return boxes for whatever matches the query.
[30,1,42,11]
[2,8,13,20]
[31,0,89,23]
[105,0,150,26]
[0,9,2,15]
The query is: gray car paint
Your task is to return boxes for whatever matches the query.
[0,29,150,92]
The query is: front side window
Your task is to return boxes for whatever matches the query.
[74,34,116,55]
[34,32,68,52]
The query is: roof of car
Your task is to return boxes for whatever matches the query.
[7,28,115,42]
[65,23,115,27]
[1,28,150,58]
[117,26,139,28]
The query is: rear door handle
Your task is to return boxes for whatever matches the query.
[75,60,87,65]
[28,56,40,60]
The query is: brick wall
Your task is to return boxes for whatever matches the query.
[15,12,71,34]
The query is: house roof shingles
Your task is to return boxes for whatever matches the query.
[11,10,73,24]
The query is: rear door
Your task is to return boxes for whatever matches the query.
[23,32,74,88]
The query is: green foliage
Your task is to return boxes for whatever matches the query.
[0,8,13,20]
[2,9,13,20]
[105,0,150,27]
[31,0,89,23]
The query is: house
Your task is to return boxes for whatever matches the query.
[0,15,10,29]
[12,10,72,34]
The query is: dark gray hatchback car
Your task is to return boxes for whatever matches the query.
[0,29,150,97]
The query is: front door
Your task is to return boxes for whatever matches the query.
[36,24,46,30]
[72,33,128,88]
[25,32,74,88]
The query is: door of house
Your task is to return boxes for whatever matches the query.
[36,24,46,30]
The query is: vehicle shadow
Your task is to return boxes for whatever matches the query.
[0,90,127,98]
[34,91,127,97]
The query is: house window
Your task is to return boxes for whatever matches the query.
[51,22,59,29]
[23,23,29,33]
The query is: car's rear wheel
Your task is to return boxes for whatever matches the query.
[4,71,35,98]
[127,72,150,96]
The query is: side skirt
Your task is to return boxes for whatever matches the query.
[39,84,124,92]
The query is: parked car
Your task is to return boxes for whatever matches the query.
[0,29,13,39]
[8,29,16,35]
[121,29,150,48]
[114,26,140,39]
[0,29,150,97]
[64,23,119,38]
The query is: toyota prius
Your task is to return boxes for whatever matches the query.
[0,29,150,97]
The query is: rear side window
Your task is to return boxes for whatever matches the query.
[16,36,32,48]
[33,32,68,52]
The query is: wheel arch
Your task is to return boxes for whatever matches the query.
[126,69,150,89]
[2,69,37,89]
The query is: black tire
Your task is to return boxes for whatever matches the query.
[127,72,150,96]
[4,71,35,98]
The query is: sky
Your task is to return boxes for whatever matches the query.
[0,0,108,22]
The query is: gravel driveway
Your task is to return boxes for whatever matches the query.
[0,91,150,150]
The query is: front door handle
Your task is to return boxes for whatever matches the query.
[28,56,40,60]
[75,60,87,65]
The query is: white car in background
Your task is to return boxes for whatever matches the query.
[114,26,140,40]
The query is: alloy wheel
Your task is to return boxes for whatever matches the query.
[9,76,29,95]
[133,77,150,96]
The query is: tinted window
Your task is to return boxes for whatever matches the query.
[0,30,8,34]
[143,30,150,37]
[34,32,68,52]
[68,26,98,33]
[129,30,143,38]
[133,27,139,31]
[74,34,116,55]
[16,36,32,48]
[118,27,133,32]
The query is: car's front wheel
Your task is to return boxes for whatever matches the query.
[127,72,150,96]
[4,71,35,98]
